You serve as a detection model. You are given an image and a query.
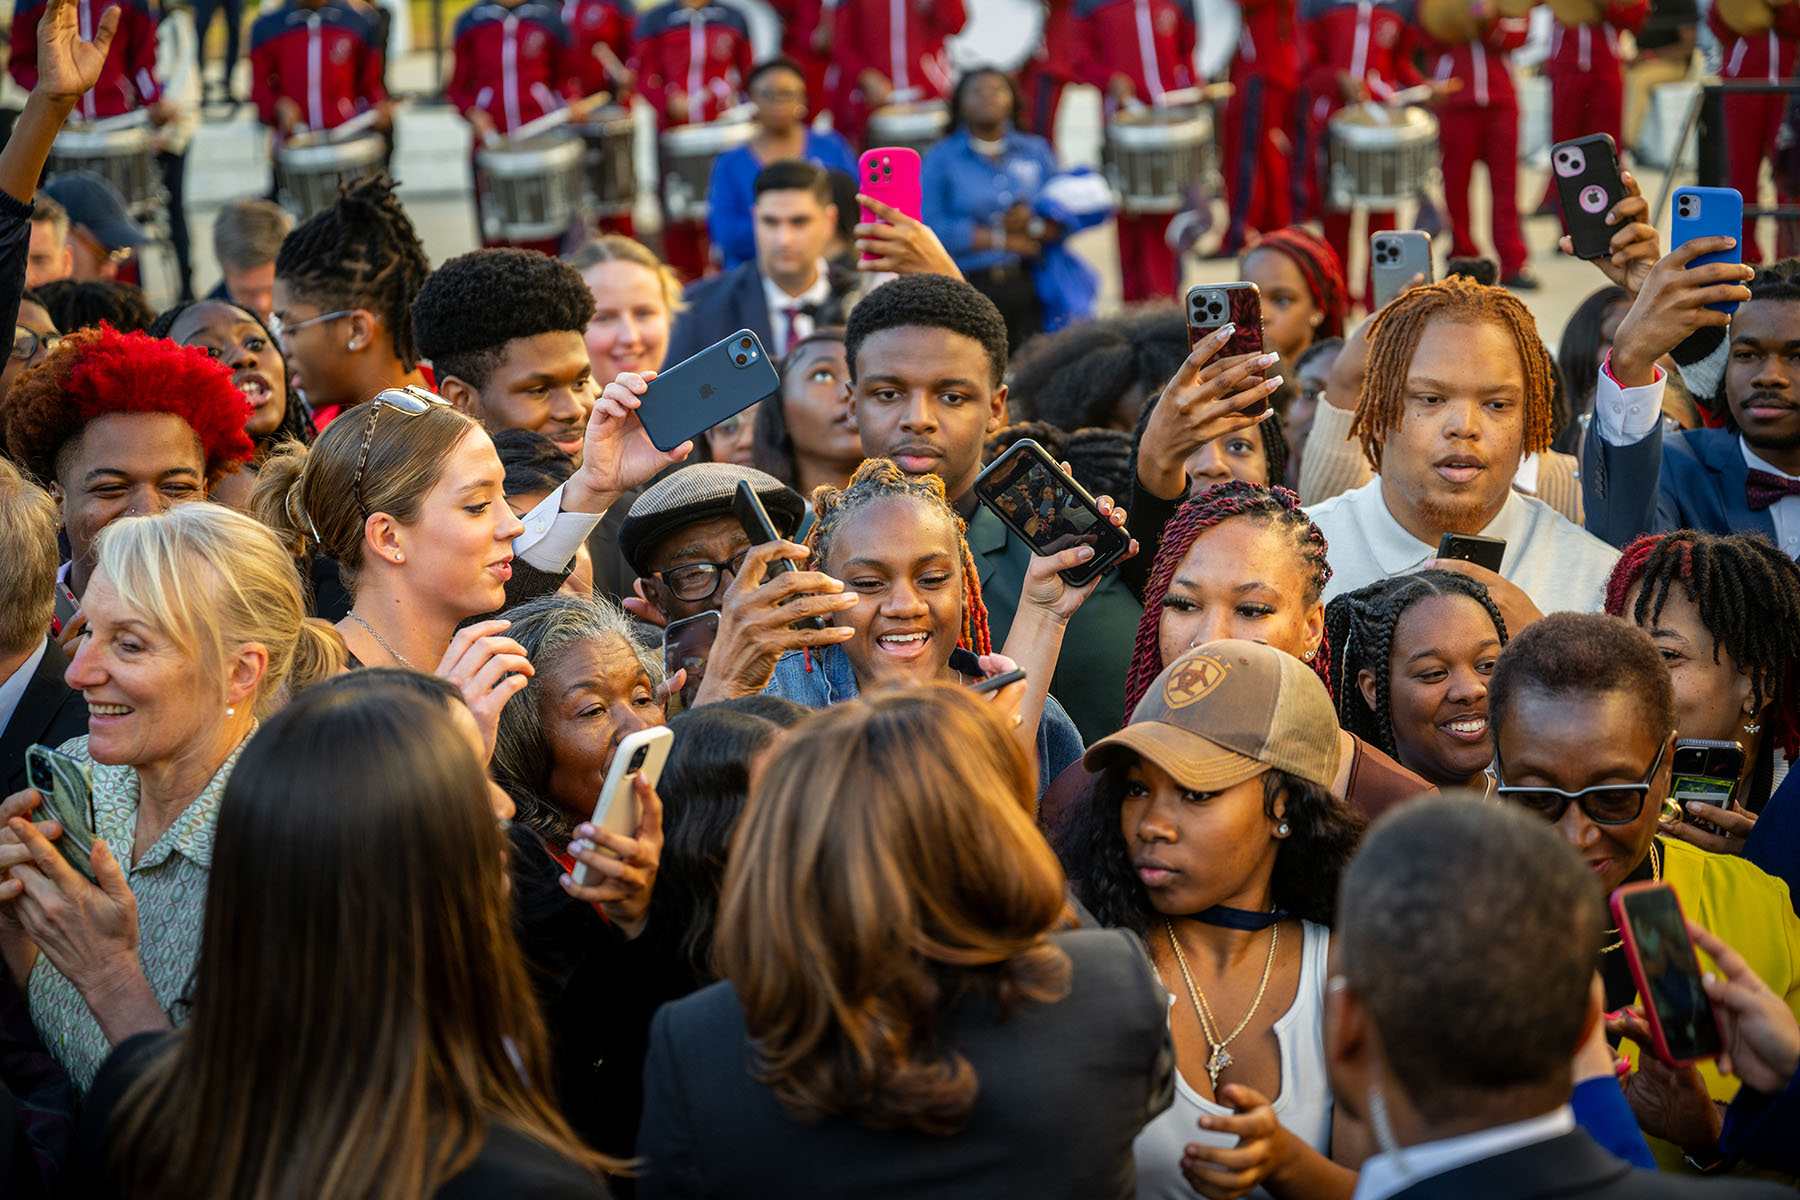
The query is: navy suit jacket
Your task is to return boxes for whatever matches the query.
[1582,422,1776,550]
[665,261,857,366]
[0,639,88,796]
[1387,1129,1792,1200]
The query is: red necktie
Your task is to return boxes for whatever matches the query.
[1746,468,1800,511]
[784,306,804,355]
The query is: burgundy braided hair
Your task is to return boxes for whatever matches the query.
[1123,480,1332,722]
[1243,226,1348,342]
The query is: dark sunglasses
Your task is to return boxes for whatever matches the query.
[1495,740,1668,826]
[352,387,451,518]
[653,547,753,603]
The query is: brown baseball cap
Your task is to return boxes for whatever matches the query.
[1084,639,1342,790]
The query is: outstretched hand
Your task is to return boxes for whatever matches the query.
[566,371,692,513]
[1609,239,1754,387]
[1559,170,1660,297]
[36,0,119,104]
[855,194,963,280]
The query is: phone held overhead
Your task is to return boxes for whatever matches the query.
[1185,283,1270,415]
[974,439,1131,587]
[637,330,781,453]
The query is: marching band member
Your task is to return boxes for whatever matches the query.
[1296,0,1421,300]
[1537,0,1646,214]
[10,0,168,124]
[1709,0,1800,261]
[1019,0,1080,137]
[1219,0,1300,254]
[767,0,830,107]
[1074,0,1199,301]
[561,0,634,100]
[826,0,966,147]
[1418,1,1534,288]
[630,0,754,278]
[249,0,390,145]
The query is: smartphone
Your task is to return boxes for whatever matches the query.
[732,479,827,631]
[572,725,674,884]
[1672,187,1745,314]
[637,330,781,453]
[662,609,719,713]
[1551,134,1625,260]
[969,666,1026,694]
[1370,231,1434,309]
[1611,882,1725,1067]
[1186,283,1269,415]
[858,146,923,262]
[1435,531,1506,573]
[973,439,1131,587]
[23,744,97,881]
[1669,738,1747,833]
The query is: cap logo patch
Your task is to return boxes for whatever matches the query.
[1164,654,1226,708]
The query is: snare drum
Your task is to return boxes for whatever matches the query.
[1103,108,1213,214]
[866,101,949,156]
[659,120,753,223]
[274,134,387,221]
[47,125,158,218]
[476,133,585,242]
[573,106,637,217]
[1327,105,1439,212]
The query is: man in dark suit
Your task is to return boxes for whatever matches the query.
[665,160,857,367]
[1325,798,1790,1200]
[1582,243,1797,557]
[0,460,87,796]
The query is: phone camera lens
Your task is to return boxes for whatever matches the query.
[740,336,752,349]
[630,747,648,770]
[734,353,748,365]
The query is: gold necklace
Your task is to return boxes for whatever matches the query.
[1600,840,1662,954]
[1163,916,1280,1091]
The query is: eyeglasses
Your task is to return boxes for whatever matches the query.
[1495,740,1668,826]
[653,547,752,603]
[351,386,452,518]
[269,308,353,345]
[752,87,806,103]
[11,325,61,360]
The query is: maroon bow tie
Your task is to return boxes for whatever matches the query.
[1747,467,1800,511]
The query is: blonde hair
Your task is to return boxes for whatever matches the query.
[715,685,1072,1135]
[568,235,687,316]
[0,457,60,656]
[95,504,345,715]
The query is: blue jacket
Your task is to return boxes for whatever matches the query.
[761,643,1086,794]
[664,259,857,366]
[705,129,857,271]
[1582,421,1777,551]
[1745,766,1800,914]
[920,127,1059,273]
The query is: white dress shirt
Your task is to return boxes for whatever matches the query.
[514,481,605,573]
[1351,1106,1576,1200]
[0,638,49,740]
[1306,479,1620,611]
[762,262,833,356]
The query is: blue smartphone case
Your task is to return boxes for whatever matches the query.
[1671,186,1744,314]
[637,329,780,453]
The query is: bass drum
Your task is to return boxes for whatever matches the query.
[476,133,586,242]
[866,101,950,157]
[1103,107,1213,214]
[274,134,387,221]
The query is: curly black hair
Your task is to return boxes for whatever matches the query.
[844,273,1008,388]
[36,279,155,334]
[492,427,576,498]
[412,248,597,393]
[1007,306,1191,431]
[1323,569,1508,762]
[274,173,431,371]
[1057,763,1365,935]
[148,298,317,452]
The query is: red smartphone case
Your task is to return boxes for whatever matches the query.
[1609,882,1726,1068]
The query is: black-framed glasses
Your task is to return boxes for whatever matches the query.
[1495,740,1668,826]
[653,548,753,603]
[351,386,451,518]
[11,325,60,360]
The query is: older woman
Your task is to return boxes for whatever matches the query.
[0,504,340,1089]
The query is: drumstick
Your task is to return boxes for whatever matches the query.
[508,93,612,141]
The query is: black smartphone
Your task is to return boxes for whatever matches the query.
[662,609,719,713]
[732,479,827,631]
[1612,882,1725,1067]
[1370,230,1433,310]
[1185,283,1269,415]
[969,666,1026,694]
[637,329,781,453]
[1551,134,1625,260]
[1435,531,1506,574]
[973,439,1131,587]
[1669,738,1747,832]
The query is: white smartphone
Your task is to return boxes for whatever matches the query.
[571,725,673,886]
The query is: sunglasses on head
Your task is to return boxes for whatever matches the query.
[351,387,452,518]
[1494,740,1668,826]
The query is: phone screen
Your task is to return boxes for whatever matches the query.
[979,450,1122,568]
[1621,887,1722,1062]
[662,610,720,712]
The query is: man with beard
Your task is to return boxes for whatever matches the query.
[1305,276,1620,617]
[1583,244,1800,559]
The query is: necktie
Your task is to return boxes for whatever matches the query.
[1746,467,1800,511]
[783,305,805,355]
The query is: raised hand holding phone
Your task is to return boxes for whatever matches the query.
[1607,241,1754,388]
[562,768,666,938]
[858,147,923,263]
[690,539,857,705]
[1136,324,1281,500]
[974,441,1131,587]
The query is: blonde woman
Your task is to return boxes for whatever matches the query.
[0,504,341,1090]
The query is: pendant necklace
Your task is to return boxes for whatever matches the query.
[1164,915,1280,1090]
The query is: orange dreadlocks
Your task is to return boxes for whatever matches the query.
[1350,275,1557,472]
[804,458,993,656]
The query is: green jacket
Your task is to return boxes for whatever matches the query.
[968,505,1142,743]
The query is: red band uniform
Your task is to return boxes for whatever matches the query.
[631,0,754,279]
[1221,0,1301,251]
[1538,0,1648,212]
[249,0,388,144]
[768,0,831,110]
[561,0,637,233]
[1020,0,1082,136]
[1074,0,1200,301]
[827,0,966,147]
[10,0,161,120]
[1710,0,1800,262]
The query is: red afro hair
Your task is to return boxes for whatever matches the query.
[2,323,254,487]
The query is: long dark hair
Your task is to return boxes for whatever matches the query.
[1059,761,1364,934]
[1553,286,1628,455]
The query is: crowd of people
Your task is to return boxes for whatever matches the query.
[2,0,1800,1197]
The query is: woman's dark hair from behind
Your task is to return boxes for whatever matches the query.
[103,673,611,1200]
[1007,307,1192,431]
[651,702,787,978]
[1059,764,1363,937]
[36,279,155,333]
[1554,286,1628,456]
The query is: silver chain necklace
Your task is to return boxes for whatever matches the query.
[348,613,415,669]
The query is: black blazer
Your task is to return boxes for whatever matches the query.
[0,640,88,796]
[1385,1129,1794,1200]
[664,261,857,366]
[634,927,1174,1200]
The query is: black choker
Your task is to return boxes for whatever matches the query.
[1189,905,1285,931]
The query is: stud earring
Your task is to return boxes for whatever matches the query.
[1303,648,1316,661]
[393,551,405,564]
[1276,822,1290,836]
[226,706,235,717]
